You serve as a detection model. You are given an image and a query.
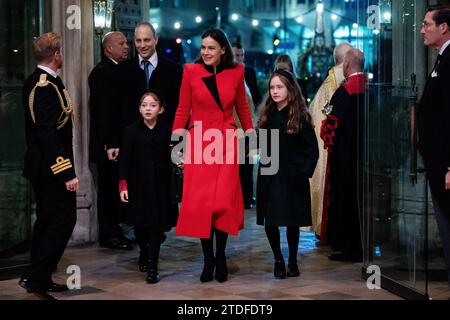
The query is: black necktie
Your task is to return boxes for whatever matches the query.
[433,54,442,71]
[143,60,150,89]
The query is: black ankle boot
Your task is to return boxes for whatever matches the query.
[274,260,286,279]
[200,258,215,283]
[287,262,300,277]
[215,255,228,283]
[146,260,159,284]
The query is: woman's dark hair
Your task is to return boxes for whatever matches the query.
[427,5,450,27]
[258,69,311,134]
[195,28,236,69]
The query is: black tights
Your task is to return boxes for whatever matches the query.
[265,226,299,263]
[200,228,228,263]
[134,226,162,266]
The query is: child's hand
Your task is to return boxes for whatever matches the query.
[120,190,129,203]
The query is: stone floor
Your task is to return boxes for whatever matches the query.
[1,208,447,301]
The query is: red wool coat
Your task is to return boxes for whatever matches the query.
[172,63,253,238]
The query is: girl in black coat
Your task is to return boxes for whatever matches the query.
[257,69,319,279]
[119,91,178,284]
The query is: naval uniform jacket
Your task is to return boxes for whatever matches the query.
[418,45,450,214]
[22,69,75,183]
[172,62,254,238]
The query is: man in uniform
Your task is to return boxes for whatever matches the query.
[321,48,367,262]
[20,32,78,299]
[419,4,450,289]
[309,42,352,242]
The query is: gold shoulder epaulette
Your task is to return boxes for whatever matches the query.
[28,73,74,129]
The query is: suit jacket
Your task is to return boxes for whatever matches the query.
[88,58,118,163]
[418,44,450,211]
[22,68,75,183]
[109,54,182,148]
[244,65,262,107]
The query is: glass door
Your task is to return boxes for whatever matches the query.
[0,0,46,280]
[361,0,449,299]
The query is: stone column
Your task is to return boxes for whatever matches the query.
[141,0,150,22]
[52,0,97,244]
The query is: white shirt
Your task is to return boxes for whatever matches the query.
[138,52,158,69]
[109,57,118,65]
[37,65,58,78]
[439,39,450,55]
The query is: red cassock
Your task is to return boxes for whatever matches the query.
[172,63,254,238]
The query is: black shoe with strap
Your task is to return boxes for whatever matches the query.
[274,260,286,279]
[287,262,300,277]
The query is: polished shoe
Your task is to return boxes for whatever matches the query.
[328,252,362,263]
[274,260,286,279]
[215,256,228,283]
[200,259,215,283]
[20,277,68,292]
[100,238,133,250]
[28,288,57,300]
[47,282,69,292]
[287,262,300,277]
[146,268,159,284]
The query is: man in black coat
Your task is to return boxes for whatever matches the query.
[88,31,132,250]
[232,43,262,108]
[321,48,367,262]
[108,22,183,151]
[20,32,79,300]
[419,4,450,288]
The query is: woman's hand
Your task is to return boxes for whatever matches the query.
[120,190,129,203]
[445,171,450,190]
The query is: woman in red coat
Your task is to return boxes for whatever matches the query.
[172,28,253,283]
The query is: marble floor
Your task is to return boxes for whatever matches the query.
[1,208,443,301]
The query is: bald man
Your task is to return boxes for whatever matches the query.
[320,48,367,262]
[88,31,133,250]
[309,42,352,240]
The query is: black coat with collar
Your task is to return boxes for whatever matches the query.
[88,58,118,163]
[256,107,319,227]
[109,54,182,148]
[418,44,450,212]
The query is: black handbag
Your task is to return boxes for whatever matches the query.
[170,164,183,204]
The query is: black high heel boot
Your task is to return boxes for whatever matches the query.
[200,258,215,283]
[215,255,228,283]
[274,260,286,279]
[287,261,300,277]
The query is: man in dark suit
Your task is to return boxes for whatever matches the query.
[419,4,450,289]
[232,43,260,209]
[108,22,183,152]
[20,32,78,300]
[232,43,262,108]
[88,31,133,250]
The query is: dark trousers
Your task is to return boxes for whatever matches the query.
[429,180,450,287]
[239,162,254,206]
[134,226,162,267]
[94,159,123,242]
[24,180,77,289]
